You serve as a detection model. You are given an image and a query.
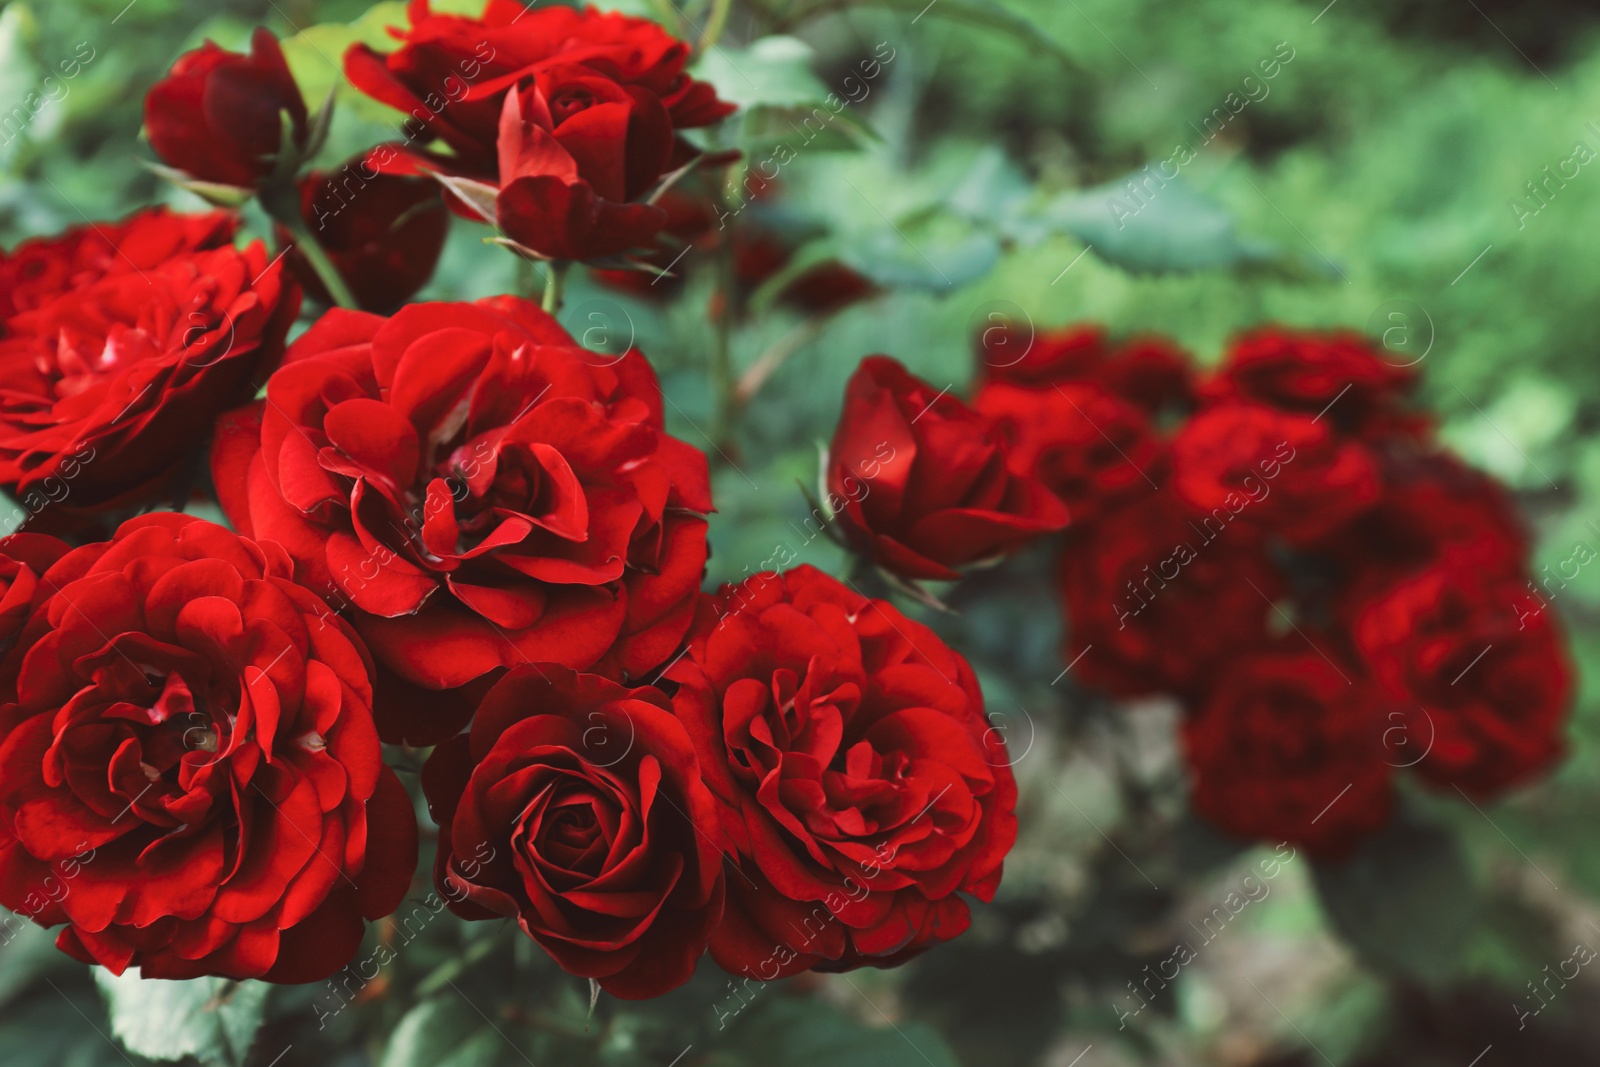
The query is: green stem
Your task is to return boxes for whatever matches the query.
[700,0,734,53]
[261,183,359,310]
[541,261,568,315]
[710,228,738,455]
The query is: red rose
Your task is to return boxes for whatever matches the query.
[277,164,450,313]
[145,28,309,189]
[1203,327,1423,440]
[489,73,672,261]
[0,514,417,982]
[0,534,69,663]
[1057,490,1283,698]
[1184,648,1394,857]
[211,297,712,744]
[0,207,236,323]
[666,565,1017,978]
[976,323,1195,415]
[421,665,722,998]
[975,381,1165,524]
[345,1,732,181]
[827,356,1068,581]
[0,242,297,519]
[1171,401,1380,544]
[1352,561,1570,797]
[1093,335,1196,415]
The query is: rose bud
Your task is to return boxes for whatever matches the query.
[276,164,450,313]
[1183,648,1394,857]
[827,356,1069,582]
[666,565,1018,978]
[0,514,418,981]
[209,296,711,745]
[1171,400,1380,544]
[0,207,236,324]
[1056,490,1283,699]
[422,665,722,998]
[0,242,297,520]
[145,28,309,189]
[1353,560,1571,797]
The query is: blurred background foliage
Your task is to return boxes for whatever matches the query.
[3,0,1600,1064]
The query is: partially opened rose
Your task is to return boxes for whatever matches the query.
[1184,647,1394,857]
[667,565,1017,977]
[211,296,712,744]
[145,27,308,189]
[0,207,236,324]
[828,356,1068,582]
[0,514,416,982]
[422,665,722,998]
[0,242,297,519]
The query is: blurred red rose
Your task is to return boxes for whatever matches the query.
[0,514,416,982]
[1057,490,1283,698]
[1184,647,1394,857]
[145,28,308,188]
[1353,560,1570,797]
[422,665,722,998]
[0,242,297,519]
[1202,327,1424,440]
[210,297,711,744]
[1171,401,1380,543]
[0,207,236,324]
[276,164,450,313]
[345,1,732,181]
[975,381,1165,524]
[666,565,1016,977]
[828,355,1069,581]
[976,322,1195,416]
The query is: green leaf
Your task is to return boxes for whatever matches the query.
[380,998,495,1067]
[722,996,963,1067]
[279,3,412,126]
[797,0,1078,74]
[1311,805,1479,985]
[693,35,829,112]
[0,914,76,1009]
[1044,173,1292,275]
[94,970,268,1067]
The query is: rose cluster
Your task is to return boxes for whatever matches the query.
[960,321,1567,856]
[0,2,1026,1000]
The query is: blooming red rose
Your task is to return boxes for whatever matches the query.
[345,1,732,182]
[666,565,1016,978]
[422,665,721,998]
[210,296,711,744]
[0,242,297,519]
[1171,401,1380,544]
[145,27,309,189]
[975,381,1165,524]
[488,76,673,261]
[0,514,417,982]
[827,356,1068,581]
[1203,327,1424,440]
[1352,560,1570,797]
[1184,648,1394,857]
[277,164,450,313]
[0,207,236,324]
[1057,490,1283,698]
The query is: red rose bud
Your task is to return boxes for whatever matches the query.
[145,28,309,189]
[975,381,1166,525]
[1056,490,1283,699]
[0,242,298,519]
[210,297,712,744]
[1171,400,1380,545]
[422,666,723,998]
[1183,648,1395,858]
[827,356,1069,582]
[0,207,236,324]
[276,165,450,314]
[1353,560,1571,798]
[344,1,732,182]
[666,565,1017,978]
[0,514,418,982]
